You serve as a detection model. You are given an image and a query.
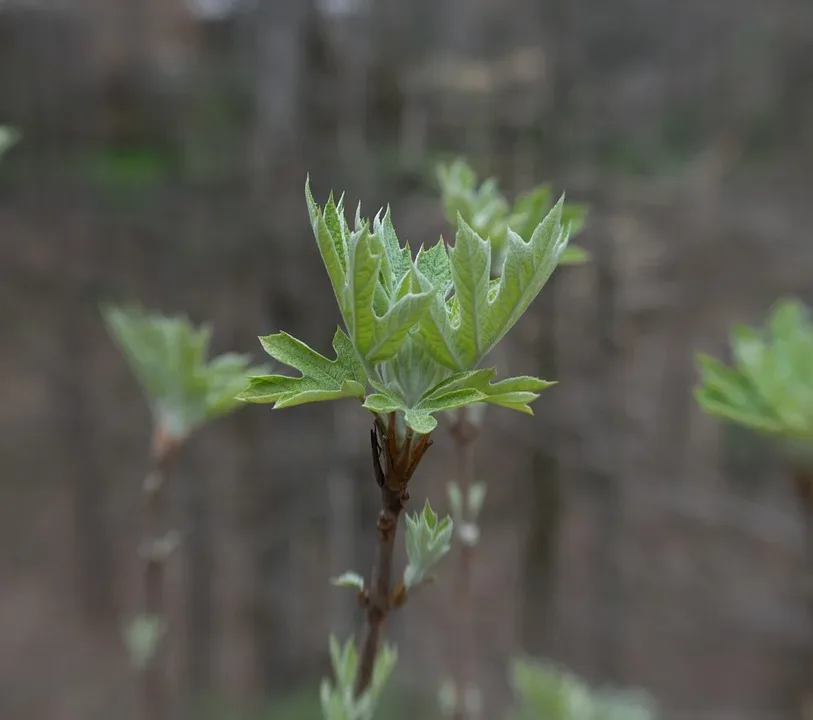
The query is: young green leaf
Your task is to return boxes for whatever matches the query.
[448,219,493,366]
[559,245,591,266]
[507,185,553,240]
[510,659,592,720]
[695,299,813,442]
[417,368,553,421]
[330,635,358,691]
[331,572,365,591]
[446,207,570,368]
[238,328,367,408]
[436,157,590,272]
[467,482,487,517]
[411,263,464,371]
[345,224,434,364]
[367,368,554,435]
[123,614,163,670]
[373,207,412,288]
[416,240,453,296]
[204,353,267,421]
[320,636,397,720]
[102,305,263,438]
[403,501,453,588]
[476,375,555,414]
[0,126,19,159]
[510,657,658,720]
[385,332,446,407]
[447,482,463,521]
[484,206,570,353]
[403,409,440,435]
[362,389,407,416]
[306,178,351,325]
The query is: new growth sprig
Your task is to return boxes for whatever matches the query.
[320,636,398,720]
[509,658,658,720]
[434,158,590,719]
[695,299,813,443]
[103,305,265,443]
[239,177,569,434]
[103,305,264,720]
[238,176,572,705]
[695,299,813,584]
[436,158,590,272]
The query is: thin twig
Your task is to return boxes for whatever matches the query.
[449,408,481,720]
[141,426,181,720]
[354,415,431,698]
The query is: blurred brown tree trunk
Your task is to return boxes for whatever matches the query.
[235,256,307,694]
[590,207,625,683]
[239,0,313,689]
[60,305,116,625]
[540,0,581,171]
[246,0,311,204]
[235,0,315,690]
[318,0,374,192]
[59,159,116,625]
[520,272,562,656]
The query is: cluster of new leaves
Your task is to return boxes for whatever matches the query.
[403,501,453,589]
[332,500,453,596]
[238,177,569,434]
[695,299,813,442]
[320,636,398,720]
[510,658,657,720]
[103,305,265,440]
[0,126,18,160]
[436,158,590,271]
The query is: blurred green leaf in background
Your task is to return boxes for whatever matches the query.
[103,304,266,441]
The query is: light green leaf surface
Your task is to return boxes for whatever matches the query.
[306,178,350,325]
[330,572,365,591]
[0,126,19,159]
[448,218,493,366]
[559,245,591,266]
[103,305,262,438]
[695,298,813,442]
[238,328,366,408]
[403,501,453,589]
[249,176,567,427]
[436,157,589,272]
[320,636,397,720]
[123,614,163,670]
[510,657,658,720]
[445,207,570,368]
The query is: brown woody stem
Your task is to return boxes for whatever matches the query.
[141,426,181,720]
[354,415,431,698]
[449,409,481,720]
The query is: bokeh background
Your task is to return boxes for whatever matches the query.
[3,0,813,718]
